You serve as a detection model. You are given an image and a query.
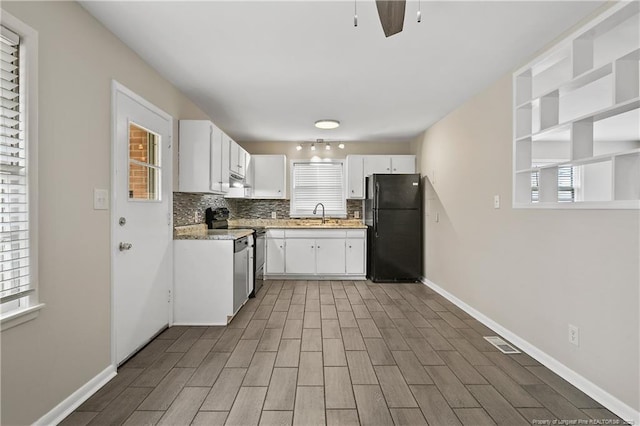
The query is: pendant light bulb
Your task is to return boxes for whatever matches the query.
[310,143,316,151]
[296,144,302,151]
[338,143,345,149]
[417,0,422,23]
[325,142,331,151]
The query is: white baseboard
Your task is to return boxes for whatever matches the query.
[420,277,640,425]
[34,364,117,426]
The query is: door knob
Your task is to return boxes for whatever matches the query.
[119,242,133,251]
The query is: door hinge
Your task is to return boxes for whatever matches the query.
[167,212,172,226]
[168,289,172,303]
[168,135,172,149]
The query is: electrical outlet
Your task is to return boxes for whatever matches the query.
[568,324,580,346]
[354,210,360,219]
[494,195,500,209]
[271,211,277,219]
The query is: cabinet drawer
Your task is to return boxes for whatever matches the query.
[285,229,347,239]
[267,229,285,238]
[346,229,366,238]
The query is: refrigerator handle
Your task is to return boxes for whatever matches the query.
[375,182,380,238]
[375,209,378,238]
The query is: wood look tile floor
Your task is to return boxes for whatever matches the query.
[63,280,623,426]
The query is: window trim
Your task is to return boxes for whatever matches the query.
[289,159,347,218]
[1,10,43,331]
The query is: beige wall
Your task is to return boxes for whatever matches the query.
[412,74,639,412]
[0,2,209,425]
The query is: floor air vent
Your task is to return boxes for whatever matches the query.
[483,336,520,354]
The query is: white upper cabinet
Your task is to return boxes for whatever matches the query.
[364,155,392,175]
[347,155,416,199]
[179,120,228,194]
[346,155,365,199]
[226,134,249,179]
[251,155,287,199]
[390,155,416,174]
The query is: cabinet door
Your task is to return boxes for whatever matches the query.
[316,239,346,274]
[178,120,213,193]
[227,137,240,175]
[237,147,247,178]
[364,156,391,176]
[346,238,365,275]
[285,239,316,274]
[390,155,416,174]
[209,125,229,193]
[266,238,286,274]
[347,155,365,199]
[253,155,286,198]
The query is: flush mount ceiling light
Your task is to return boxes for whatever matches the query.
[296,143,302,151]
[314,119,340,130]
[338,143,345,149]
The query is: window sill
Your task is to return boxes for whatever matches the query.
[1,303,45,331]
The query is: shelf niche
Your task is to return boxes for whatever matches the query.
[513,2,640,209]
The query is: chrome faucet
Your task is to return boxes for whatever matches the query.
[313,203,326,224]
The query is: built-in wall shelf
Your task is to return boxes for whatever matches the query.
[513,2,640,209]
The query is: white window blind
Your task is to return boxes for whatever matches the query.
[0,26,30,306]
[290,161,346,217]
[531,167,575,203]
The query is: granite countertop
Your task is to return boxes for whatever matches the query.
[174,224,254,240]
[228,219,367,229]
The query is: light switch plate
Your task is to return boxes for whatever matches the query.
[94,188,109,210]
[271,211,277,219]
[354,210,360,219]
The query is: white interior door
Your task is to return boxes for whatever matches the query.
[113,83,172,365]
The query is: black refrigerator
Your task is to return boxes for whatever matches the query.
[365,174,422,282]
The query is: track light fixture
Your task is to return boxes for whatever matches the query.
[296,141,345,152]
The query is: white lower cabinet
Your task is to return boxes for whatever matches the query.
[266,229,366,278]
[346,238,366,275]
[285,239,316,274]
[316,239,346,274]
[266,238,286,274]
[174,240,236,325]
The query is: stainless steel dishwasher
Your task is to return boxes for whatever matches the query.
[233,236,250,314]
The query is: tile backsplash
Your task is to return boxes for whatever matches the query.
[173,192,227,226]
[173,192,363,226]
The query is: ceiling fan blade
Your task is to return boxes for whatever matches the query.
[375,0,406,37]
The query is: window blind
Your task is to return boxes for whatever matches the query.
[530,167,575,203]
[557,166,575,202]
[0,26,30,304]
[291,162,346,217]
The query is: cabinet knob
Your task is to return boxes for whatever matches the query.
[349,245,352,248]
[393,168,397,171]
[278,190,281,193]
[317,245,320,248]
[386,168,390,171]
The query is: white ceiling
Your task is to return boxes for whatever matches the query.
[81,1,605,143]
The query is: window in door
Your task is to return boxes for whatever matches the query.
[128,123,161,201]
